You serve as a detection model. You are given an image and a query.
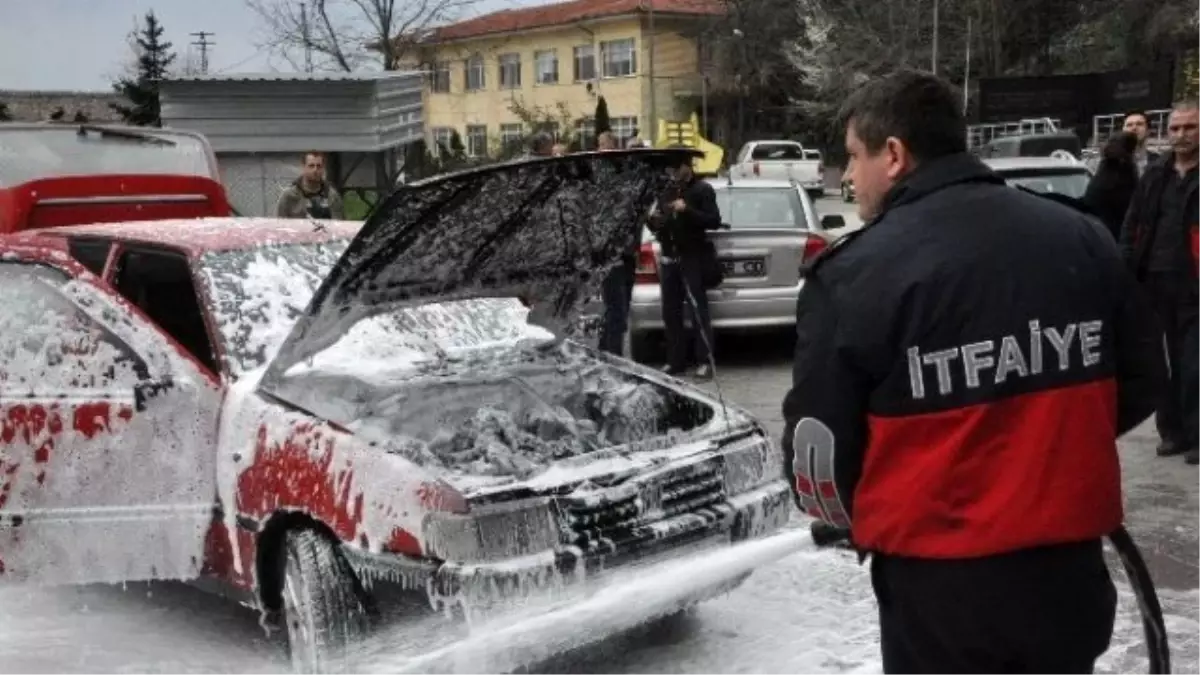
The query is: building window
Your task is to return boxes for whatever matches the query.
[575,117,596,148]
[500,123,524,152]
[466,125,488,157]
[539,121,561,141]
[600,38,636,78]
[534,50,558,85]
[573,45,595,82]
[611,116,638,141]
[466,53,485,91]
[431,127,454,155]
[499,53,521,90]
[430,61,451,93]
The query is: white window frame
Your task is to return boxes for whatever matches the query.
[534,50,559,85]
[430,127,454,156]
[430,61,451,93]
[600,38,636,78]
[611,116,638,141]
[466,54,486,91]
[498,53,521,90]
[500,123,524,150]
[575,117,596,147]
[466,125,488,158]
[573,44,596,82]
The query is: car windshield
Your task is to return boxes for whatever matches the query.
[714,188,808,229]
[0,127,214,187]
[198,240,553,378]
[998,168,1090,199]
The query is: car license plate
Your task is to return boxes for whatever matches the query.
[721,258,766,278]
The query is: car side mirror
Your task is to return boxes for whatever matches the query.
[820,214,846,231]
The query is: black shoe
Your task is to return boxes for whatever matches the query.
[1186,449,1199,465]
[693,364,713,380]
[1157,439,1187,457]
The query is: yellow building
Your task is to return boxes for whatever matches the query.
[412,0,723,156]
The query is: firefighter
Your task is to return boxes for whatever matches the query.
[782,70,1166,673]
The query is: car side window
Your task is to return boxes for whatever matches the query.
[0,263,147,392]
[112,248,219,375]
[67,237,113,276]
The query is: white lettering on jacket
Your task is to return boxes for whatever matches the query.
[906,320,1104,400]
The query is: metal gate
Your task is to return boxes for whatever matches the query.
[216,153,300,217]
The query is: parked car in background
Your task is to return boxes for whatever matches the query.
[628,177,845,364]
[0,122,232,233]
[0,150,792,672]
[731,141,825,199]
[840,156,1092,204]
[984,156,1093,198]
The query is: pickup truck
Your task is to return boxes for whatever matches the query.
[0,122,232,234]
[731,141,825,199]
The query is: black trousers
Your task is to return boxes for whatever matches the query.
[872,539,1116,674]
[599,256,635,356]
[1143,271,1199,448]
[659,256,713,369]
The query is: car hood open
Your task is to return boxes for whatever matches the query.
[260,148,697,386]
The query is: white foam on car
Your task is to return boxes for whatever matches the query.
[352,528,819,674]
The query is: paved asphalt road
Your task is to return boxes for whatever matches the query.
[0,197,1194,673]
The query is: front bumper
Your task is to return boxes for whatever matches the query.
[342,480,792,608]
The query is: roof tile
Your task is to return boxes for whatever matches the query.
[430,0,725,42]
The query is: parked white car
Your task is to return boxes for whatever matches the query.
[731,141,825,199]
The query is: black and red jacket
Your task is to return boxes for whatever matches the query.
[782,153,1166,559]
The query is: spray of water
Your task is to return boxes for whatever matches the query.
[352,528,818,674]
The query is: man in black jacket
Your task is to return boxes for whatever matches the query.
[649,149,722,378]
[1119,100,1200,464]
[783,70,1165,673]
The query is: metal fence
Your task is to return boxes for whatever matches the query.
[1091,109,1172,149]
[217,152,301,218]
[966,118,1064,149]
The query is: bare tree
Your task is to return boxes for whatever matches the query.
[247,0,478,72]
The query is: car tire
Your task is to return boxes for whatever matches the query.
[629,331,664,365]
[280,528,370,674]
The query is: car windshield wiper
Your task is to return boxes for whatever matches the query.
[76,124,177,146]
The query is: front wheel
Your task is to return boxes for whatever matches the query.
[280,529,370,673]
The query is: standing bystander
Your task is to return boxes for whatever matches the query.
[1119,100,1200,464]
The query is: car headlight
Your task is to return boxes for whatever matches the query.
[422,498,560,564]
[721,432,777,495]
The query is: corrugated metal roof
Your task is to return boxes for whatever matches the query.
[167,71,422,83]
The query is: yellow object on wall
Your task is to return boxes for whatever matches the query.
[654,113,724,175]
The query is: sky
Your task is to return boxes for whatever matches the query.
[0,0,521,92]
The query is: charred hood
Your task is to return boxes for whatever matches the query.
[261,149,699,383]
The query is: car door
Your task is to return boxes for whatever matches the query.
[0,253,217,586]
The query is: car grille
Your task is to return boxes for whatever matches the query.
[557,460,727,554]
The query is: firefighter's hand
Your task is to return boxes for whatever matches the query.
[669,198,687,213]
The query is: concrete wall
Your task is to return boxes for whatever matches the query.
[0,90,126,122]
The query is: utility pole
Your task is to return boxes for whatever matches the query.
[190,31,215,74]
[930,0,939,75]
[647,0,657,143]
[301,2,314,73]
[963,17,972,114]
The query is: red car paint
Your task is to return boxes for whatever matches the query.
[0,123,231,234]
[0,225,455,598]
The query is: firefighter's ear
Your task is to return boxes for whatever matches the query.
[883,136,916,181]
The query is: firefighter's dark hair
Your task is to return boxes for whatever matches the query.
[1124,110,1149,123]
[837,69,967,162]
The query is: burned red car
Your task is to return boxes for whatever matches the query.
[0,122,231,234]
[0,150,791,671]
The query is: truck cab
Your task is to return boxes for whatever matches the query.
[0,123,231,234]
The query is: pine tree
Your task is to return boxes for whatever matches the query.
[594,96,612,135]
[111,11,177,127]
[449,130,466,158]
